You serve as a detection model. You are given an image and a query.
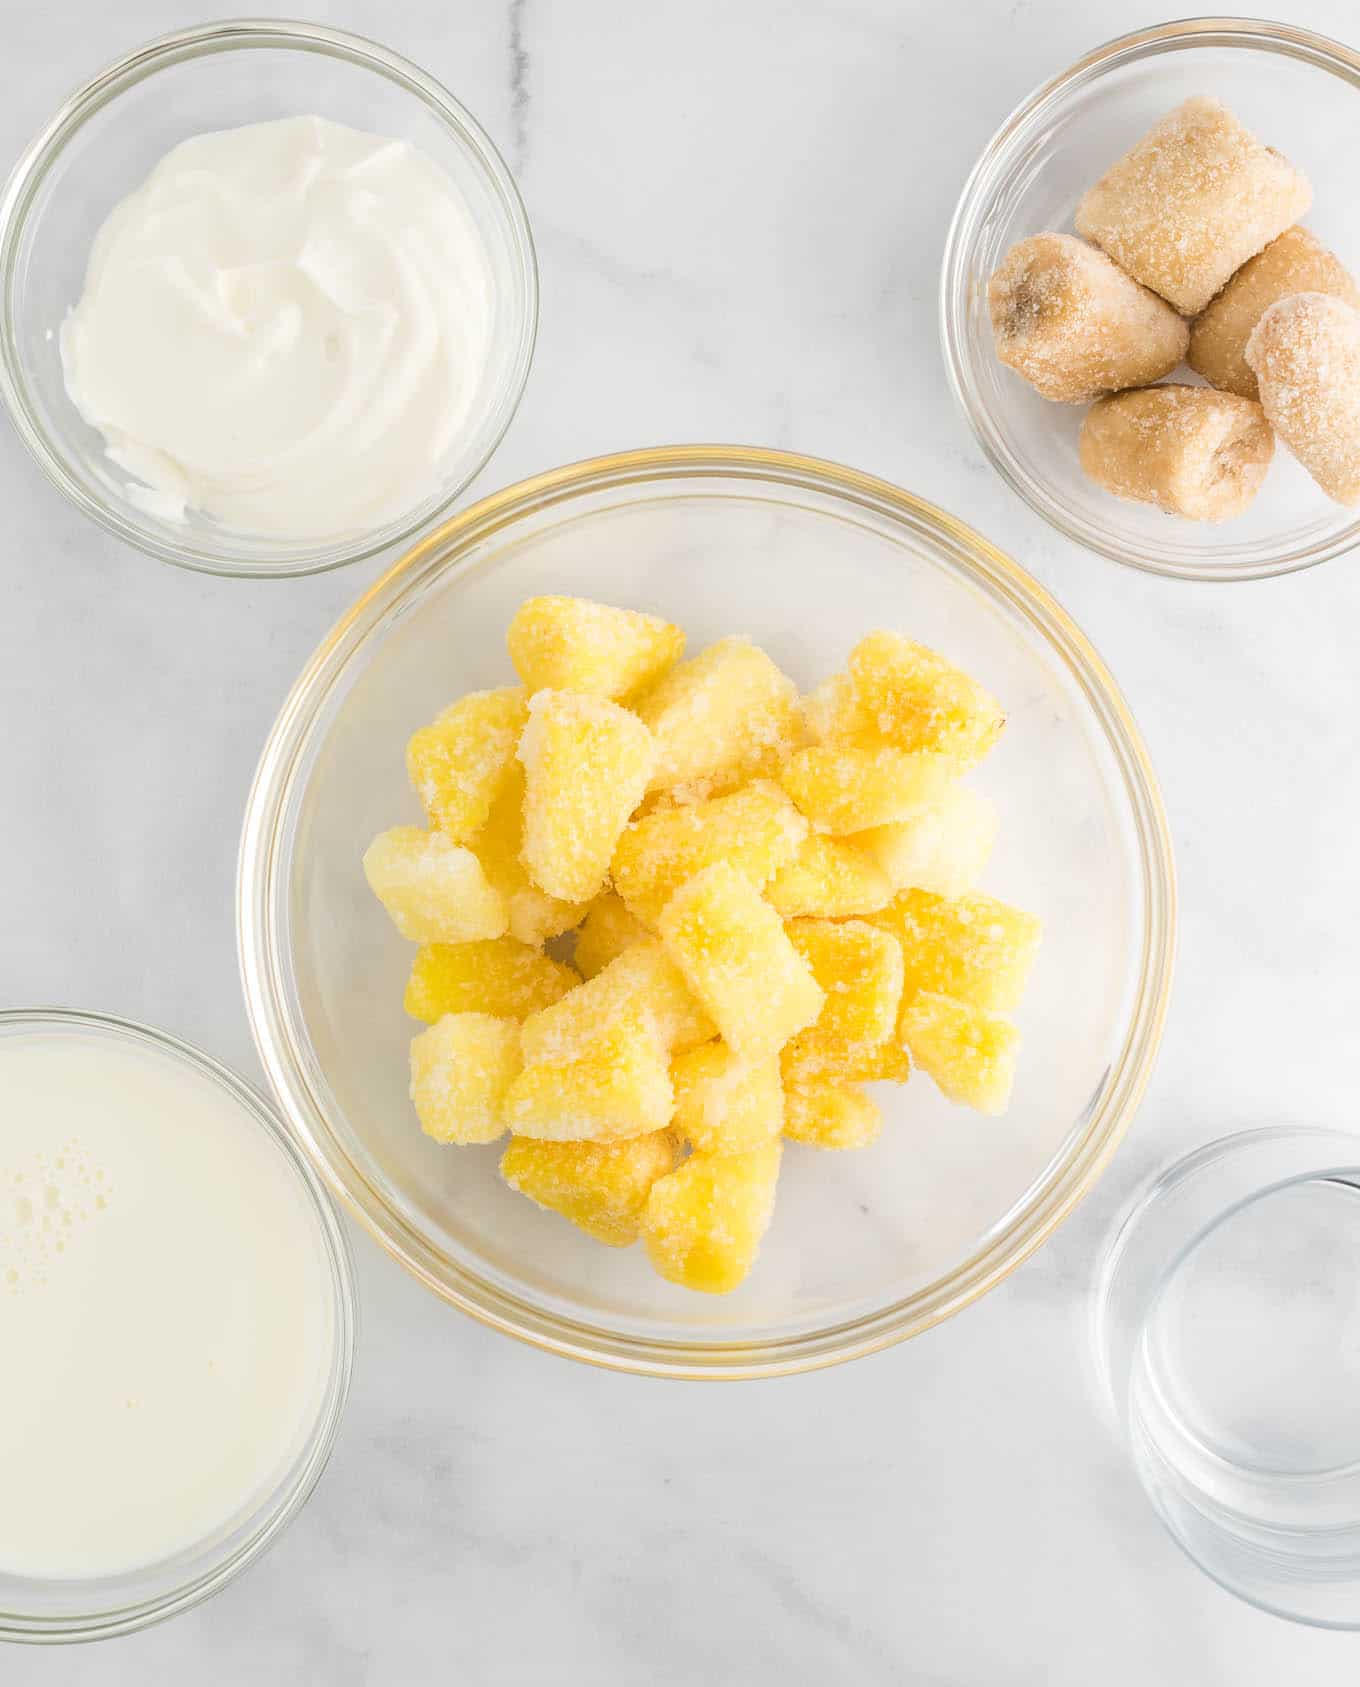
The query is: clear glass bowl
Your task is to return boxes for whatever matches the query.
[0,20,537,578]
[238,445,1176,1379]
[941,18,1360,581]
[0,1009,356,1645]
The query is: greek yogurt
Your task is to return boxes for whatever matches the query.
[60,115,495,539]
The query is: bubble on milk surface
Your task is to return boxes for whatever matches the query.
[0,1137,111,1293]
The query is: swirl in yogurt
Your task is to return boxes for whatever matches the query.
[61,116,494,539]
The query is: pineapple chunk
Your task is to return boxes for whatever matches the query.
[642,1142,782,1294]
[521,940,714,1063]
[800,674,856,746]
[363,826,507,944]
[766,833,890,918]
[473,766,588,946]
[503,1004,673,1142]
[404,938,578,1023]
[405,687,526,842]
[900,991,1019,1115]
[848,632,1005,768]
[671,1042,783,1155]
[611,780,807,927]
[573,892,651,979]
[507,596,684,700]
[784,918,905,1067]
[781,1032,911,1089]
[500,1130,678,1246]
[779,746,954,835]
[632,636,800,795]
[657,862,823,1058]
[873,888,1041,1014]
[783,1080,883,1149]
[517,690,655,904]
[856,784,998,898]
[409,1013,521,1145]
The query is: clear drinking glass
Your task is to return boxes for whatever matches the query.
[1093,1128,1360,1627]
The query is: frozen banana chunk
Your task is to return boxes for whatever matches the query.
[1246,291,1360,506]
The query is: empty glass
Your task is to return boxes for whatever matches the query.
[1093,1128,1360,1627]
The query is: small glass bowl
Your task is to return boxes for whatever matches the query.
[238,444,1176,1380]
[0,1009,356,1645]
[0,20,537,578]
[941,18,1360,581]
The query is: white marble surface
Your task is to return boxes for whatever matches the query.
[4,0,1360,1679]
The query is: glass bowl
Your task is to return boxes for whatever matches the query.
[0,1009,356,1645]
[0,20,537,578]
[941,18,1360,581]
[237,445,1176,1379]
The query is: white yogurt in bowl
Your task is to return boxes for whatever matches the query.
[0,1011,354,1643]
[61,116,493,539]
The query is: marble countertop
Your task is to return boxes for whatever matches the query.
[6,0,1360,1680]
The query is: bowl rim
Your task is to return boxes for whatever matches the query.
[939,15,1360,582]
[0,17,539,579]
[0,1006,357,1645]
[237,443,1177,1379]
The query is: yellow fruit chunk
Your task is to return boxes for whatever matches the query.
[405,687,526,842]
[766,833,890,918]
[873,889,1042,1014]
[632,637,800,795]
[573,892,651,979]
[403,938,578,1023]
[783,1081,883,1149]
[781,1032,911,1089]
[503,1005,673,1143]
[518,690,655,904]
[473,767,587,946]
[671,1043,783,1155]
[642,1142,782,1294]
[507,595,684,700]
[784,919,905,1070]
[856,784,998,898]
[409,1013,521,1145]
[500,1131,678,1246]
[847,632,1005,768]
[363,826,507,944]
[900,992,1019,1116]
[657,862,823,1058]
[779,746,954,835]
[611,780,807,927]
[521,940,714,1063]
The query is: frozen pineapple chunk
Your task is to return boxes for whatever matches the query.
[900,991,1019,1115]
[405,687,527,842]
[503,1005,673,1142]
[784,919,905,1069]
[500,1130,678,1246]
[642,1142,782,1294]
[611,780,807,927]
[657,862,823,1058]
[404,938,578,1023]
[783,1080,883,1149]
[573,892,651,979]
[846,633,1005,769]
[873,888,1041,1014]
[507,596,684,700]
[671,1042,783,1156]
[363,826,507,944]
[856,784,998,898]
[780,745,955,836]
[517,690,655,904]
[766,833,890,918]
[521,940,715,1063]
[473,766,587,946]
[632,636,800,795]
[781,1031,911,1089]
[409,1012,521,1145]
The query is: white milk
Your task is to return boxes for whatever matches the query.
[0,1028,336,1580]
